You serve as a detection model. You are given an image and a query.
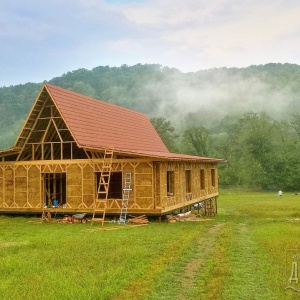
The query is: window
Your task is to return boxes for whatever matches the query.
[200,169,205,190]
[96,172,123,199]
[167,171,174,196]
[185,170,192,194]
[211,169,216,187]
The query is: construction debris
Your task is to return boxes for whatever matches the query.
[166,211,203,223]
[56,213,88,224]
[128,215,149,225]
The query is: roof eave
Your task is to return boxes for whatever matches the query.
[80,145,226,163]
[0,147,21,157]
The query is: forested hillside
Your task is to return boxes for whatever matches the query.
[1,63,300,190]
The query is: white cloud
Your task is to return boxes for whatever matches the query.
[0,0,300,86]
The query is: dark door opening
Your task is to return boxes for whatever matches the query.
[44,173,67,207]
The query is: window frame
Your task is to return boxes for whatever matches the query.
[167,170,175,196]
[185,169,192,194]
[200,169,205,190]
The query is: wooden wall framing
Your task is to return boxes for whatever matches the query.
[0,158,218,215]
[157,161,219,213]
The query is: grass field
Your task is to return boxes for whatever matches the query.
[1,190,300,300]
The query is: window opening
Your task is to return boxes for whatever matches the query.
[95,171,123,199]
[167,171,174,196]
[200,169,205,190]
[211,169,216,187]
[185,170,192,193]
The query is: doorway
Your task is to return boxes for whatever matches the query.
[43,173,67,207]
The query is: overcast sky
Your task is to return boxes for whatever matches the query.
[1,0,300,87]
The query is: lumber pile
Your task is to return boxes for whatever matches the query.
[57,215,73,224]
[166,211,200,223]
[56,214,88,224]
[128,215,149,225]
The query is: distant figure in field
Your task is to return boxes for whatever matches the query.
[278,190,283,198]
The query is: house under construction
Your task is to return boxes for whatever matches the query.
[0,84,224,220]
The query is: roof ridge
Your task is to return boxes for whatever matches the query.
[44,83,147,118]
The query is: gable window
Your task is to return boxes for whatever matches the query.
[185,170,192,194]
[167,171,174,196]
[211,169,216,187]
[200,169,205,190]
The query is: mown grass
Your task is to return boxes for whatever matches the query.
[1,190,300,299]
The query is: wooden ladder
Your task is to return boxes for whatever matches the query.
[92,147,114,225]
[204,198,216,217]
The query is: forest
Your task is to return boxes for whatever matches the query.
[1,63,300,190]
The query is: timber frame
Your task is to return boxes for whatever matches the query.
[0,84,223,216]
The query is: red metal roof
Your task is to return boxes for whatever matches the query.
[45,84,169,154]
[0,84,223,163]
[43,84,225,162]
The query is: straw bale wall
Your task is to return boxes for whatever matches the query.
[0,158,218,214]
[158,161,218,212]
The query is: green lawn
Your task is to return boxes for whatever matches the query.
[1,190,300,299]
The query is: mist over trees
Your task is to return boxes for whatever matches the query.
[1,63,300,190]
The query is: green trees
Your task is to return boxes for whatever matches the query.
[182,126,210,156]
[0,83,41,148]
[150,112,300,190]
[150,117,179,152]
[212,113,300,190]
[1,63,300,190]
[153,112,300,191]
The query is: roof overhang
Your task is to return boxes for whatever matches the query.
[0,147,21,157]
[81,145,226,163]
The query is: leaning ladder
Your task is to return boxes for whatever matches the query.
[204,198,216,217]
[92,147,114,225]
[118,172,132,224]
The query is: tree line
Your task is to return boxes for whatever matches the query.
[151,113,300,191]
[1,63,300,190]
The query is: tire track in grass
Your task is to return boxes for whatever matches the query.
[223,222,281,300]
[110,226,202,300]
[178,222,228,300]
[178,221,291,300]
